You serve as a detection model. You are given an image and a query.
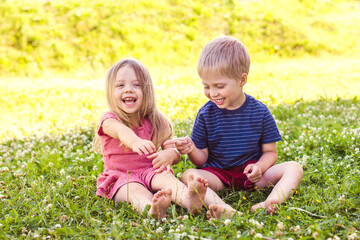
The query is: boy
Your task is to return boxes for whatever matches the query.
[166,36,303,218]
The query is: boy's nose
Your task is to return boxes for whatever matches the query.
[210,89,218,97]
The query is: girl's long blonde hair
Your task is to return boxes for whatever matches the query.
[93,58,173,153]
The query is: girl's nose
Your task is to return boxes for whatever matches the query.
[124,85,134,93]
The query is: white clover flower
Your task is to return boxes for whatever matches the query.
[223,219,231,226]
[13,169,23,177]
[54,224,62,229]
[348,233,359,240]
[277,222,285,231]
[254,233,262,238]
[33,232,40,238]
[156,227,163,234]
[0,167,9,172]
[48,162,53,167]
[60,169,65,176]
[169,229,175,233]
[56,182,63,187]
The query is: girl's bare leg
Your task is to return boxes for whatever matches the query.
[182,169,243,219]
[149,188,172,219]
[251,161,303,214]
[151,171,208,214]
[113,182,171,219]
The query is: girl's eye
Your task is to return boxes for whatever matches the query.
[204,86,209,89]
[217,85,224,89]
[116,84,124,88]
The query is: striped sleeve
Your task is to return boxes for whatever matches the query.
[260,108,282,144]
[191,112,208,149]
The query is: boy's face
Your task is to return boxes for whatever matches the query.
[201,72,246,110]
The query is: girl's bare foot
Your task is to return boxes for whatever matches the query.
[187,173,208,214]
[206,204,243,219]
[149,188,172,219]
[251,198,279,215]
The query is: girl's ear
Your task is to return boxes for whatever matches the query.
[240,73,247,87]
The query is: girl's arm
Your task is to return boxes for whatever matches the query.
[102,118,156,155]
[148,138,181,173]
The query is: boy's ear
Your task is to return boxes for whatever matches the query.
[240,73,247,87]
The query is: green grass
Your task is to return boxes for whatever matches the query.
[1,99,359,239]
[1,0,360,238]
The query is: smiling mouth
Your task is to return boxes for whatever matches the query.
[213,98,225,104]
[122,97,137,104]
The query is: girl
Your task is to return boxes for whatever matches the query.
[93,58,208,219]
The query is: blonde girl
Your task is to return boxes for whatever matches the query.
[93,58,208,219]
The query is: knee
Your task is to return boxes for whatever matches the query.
[180,169,199,183]
[286,161,304,178]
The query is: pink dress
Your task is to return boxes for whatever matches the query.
[96,112,160,199]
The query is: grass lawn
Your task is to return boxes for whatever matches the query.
[1,56,360,239]
[1,0,360,238]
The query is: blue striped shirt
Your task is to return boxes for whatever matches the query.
[191,93,282,169]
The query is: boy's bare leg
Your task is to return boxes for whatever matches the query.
[151,171,208,214]
[182,169,243,219]
[251,161,303,214]
[114,182,171,219]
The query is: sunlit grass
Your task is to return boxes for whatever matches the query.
[2,56,359,142]
[1,98,359,239]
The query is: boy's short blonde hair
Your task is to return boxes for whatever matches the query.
[197,36,250,80]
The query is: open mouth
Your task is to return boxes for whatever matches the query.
[122,97,137,104]
[213,98,225,105]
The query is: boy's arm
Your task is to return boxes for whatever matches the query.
[188,147,208,168]
[255,142,278,173]
[102,118,156,155]
[244,142,278,182]
[164,137,209,168]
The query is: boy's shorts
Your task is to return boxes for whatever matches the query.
[201,160,257,191]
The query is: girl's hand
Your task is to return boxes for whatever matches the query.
[243,164,262,183]
[148,149,176,173]
[131,139,156,155]
[164,137,194,155]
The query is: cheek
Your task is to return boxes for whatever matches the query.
[204,89,210,97]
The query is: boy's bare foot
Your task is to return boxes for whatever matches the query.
[149,188,172,219]
[206,204,243,219]
[251,198,279,215]
[187,173,208,214]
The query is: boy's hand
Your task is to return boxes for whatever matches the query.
[243,164,262,183]
[164,137,195,154]
[131,139,156,155]
[148,149,174,173]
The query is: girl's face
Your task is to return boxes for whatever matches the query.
[114,65,143,122]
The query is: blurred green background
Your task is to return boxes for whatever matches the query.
[1,0,359,141]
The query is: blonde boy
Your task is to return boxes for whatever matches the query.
[167,36,303,217]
